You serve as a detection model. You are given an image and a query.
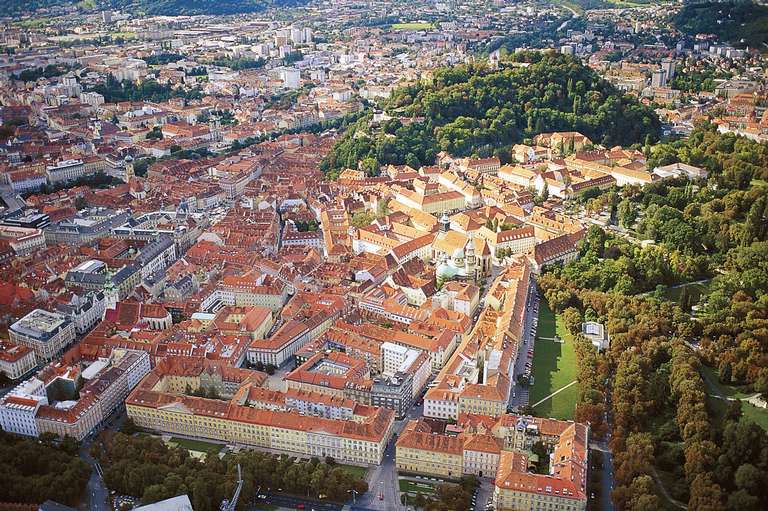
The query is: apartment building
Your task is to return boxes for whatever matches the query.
[0,341,37,380]
[9,309,76,362]
[0,350,151,441]
[396,414,589,511]
[126,359,395,465]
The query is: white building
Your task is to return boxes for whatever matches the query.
[281,67,301,89]
[582,322,610,351]
[0,378,47,437]
[9,309,76,362]
[45,159,87,185]
[382,342,423,377]
[0,341,37,380]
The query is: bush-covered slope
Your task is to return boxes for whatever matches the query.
[322,52,661,176]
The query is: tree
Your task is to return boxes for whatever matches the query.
[617,199,638,228]
[562,307,583,336]
[350,211,375,228]
[688,472,725,510]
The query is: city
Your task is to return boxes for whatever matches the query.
[0,1,767,511]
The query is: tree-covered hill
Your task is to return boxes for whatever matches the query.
[673,1,768,48]
[2,0,308,17]
[322,52,661,177]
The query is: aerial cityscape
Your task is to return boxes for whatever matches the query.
[0,1,766,511]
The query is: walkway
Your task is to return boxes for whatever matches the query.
[650,466,688,510]
[530,380,577,408]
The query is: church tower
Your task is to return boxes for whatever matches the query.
[439,212,450,234]
[465,232,478,282]
[103,269,118,314]
[124,155,135,183]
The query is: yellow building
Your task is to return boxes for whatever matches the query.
[396,423,464,478]
[126,355,394,465]
[395,414,589,511]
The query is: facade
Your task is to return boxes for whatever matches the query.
[126,357,395,465]
[0,350,151,441]
[0,378,47,437]
[0,341,37,380]
[0,225,46,255]
[56,291,106,335]
[9,309,76,362]
[44,208,132,246]
[396,414,589,511]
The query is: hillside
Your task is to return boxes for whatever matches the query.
[2,0,307,17]
[322,52,661,177]
[673,1,768,48]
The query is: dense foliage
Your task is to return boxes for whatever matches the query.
[673,1,768,48]
[322,53,660,176]
[14,63,76,82]
[93,432,368,511]
[209,57,266,70]
[669,65,731,93]
[143,53,185,66]
[2,0,309,17]
[86,74,203,103]
[0,432,90,506]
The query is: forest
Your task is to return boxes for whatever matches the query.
[673,1,768,48]
[321,52,660,177]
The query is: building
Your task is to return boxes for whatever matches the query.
[126,357,395,465]
[44,208,131,246]
[9,309,76,362]
[0,340,37,380]
[0,225,46,255]
[0,350,151,440]
[581,322,610,351]
[56,291,106,335]
[0,378,47,437]
[45,159,87,185]
[396,414,589,511]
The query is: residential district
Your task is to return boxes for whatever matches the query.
[0,1,767,511]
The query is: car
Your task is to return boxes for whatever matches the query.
[296,504,305,510]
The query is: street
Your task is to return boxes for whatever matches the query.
[508,285,540,410]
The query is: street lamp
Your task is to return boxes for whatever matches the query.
[348,489,358,504]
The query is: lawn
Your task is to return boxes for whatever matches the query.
[390,22,435,30]
[337,463,368,479]
[399,479,438,496]
[529,301,580,420]
[169,437,222,455]
[700,366,768,432]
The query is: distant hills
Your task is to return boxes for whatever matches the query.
[2,0,308,18]
[673,1,768,48]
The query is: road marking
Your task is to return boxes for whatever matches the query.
[530,380,577,408]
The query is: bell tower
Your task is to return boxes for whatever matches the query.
[124,155,135,183]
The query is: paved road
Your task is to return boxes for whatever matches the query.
[508,287,539,410]
[79,436,110,511]
[78,409,128,511]
[474,478,493,511]
[260,493,342,511]
[354,402,425,510]
[590,441,616,511]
